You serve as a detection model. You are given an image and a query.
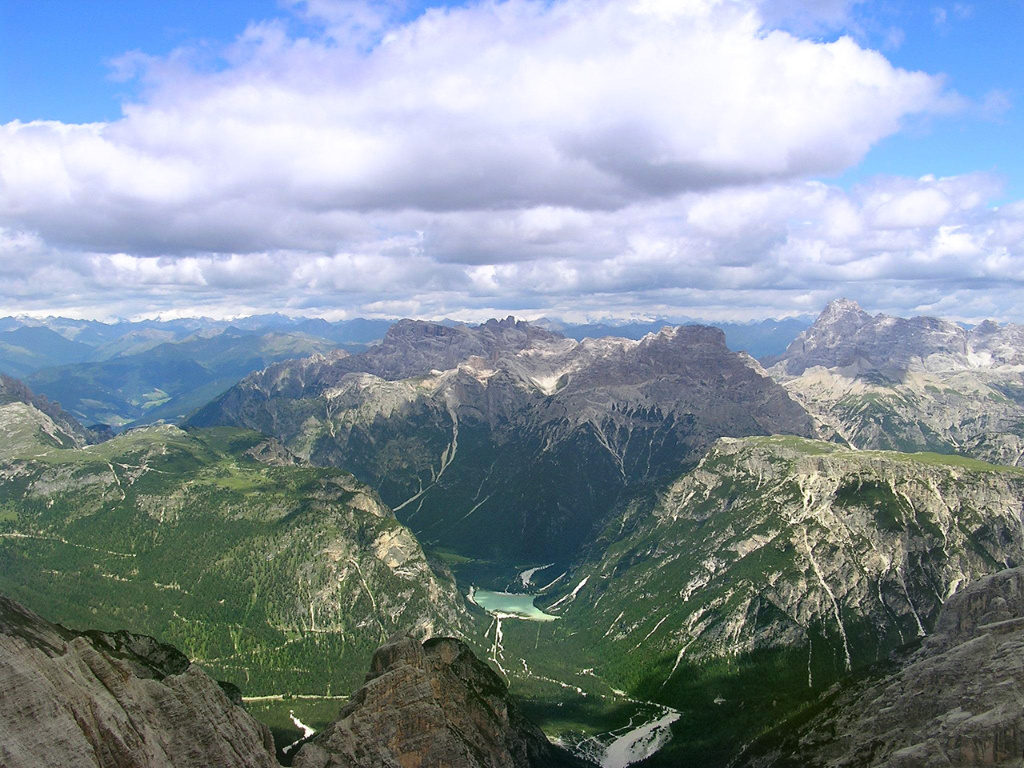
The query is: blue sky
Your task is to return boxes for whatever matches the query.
[1,0,1023,322]
[836,2,1024,201]
[2,1,280,123]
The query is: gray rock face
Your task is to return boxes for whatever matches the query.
[0,373,96,452]
[772,299,972,377]
[293,634,592,768]
[189,319,815,562]
[770,300,1024,467]
[548,436,1024,685]
[742,566,1024,768]
[0,592,278,768]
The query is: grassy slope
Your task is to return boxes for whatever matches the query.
[0,425,475,696]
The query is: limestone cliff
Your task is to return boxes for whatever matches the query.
[0,373,97,455]
[741,566,1024,768]
[0,592,278,768]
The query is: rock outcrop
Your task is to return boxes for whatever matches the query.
[189,318,815,563]
[293,633,592,768]
[0,592,278,768]
[742,566,1024,767]
[0,373,97,454]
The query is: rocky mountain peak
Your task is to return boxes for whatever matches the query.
[772,302,971,377]
[817,297,870,325]
[642,322,726,348]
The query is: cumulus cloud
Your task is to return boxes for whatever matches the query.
[1,0,943,253]
[4,171,1022,323]
[0,0,1019,322]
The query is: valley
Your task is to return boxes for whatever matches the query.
[3,301,1024,766]
[0,401,475,695]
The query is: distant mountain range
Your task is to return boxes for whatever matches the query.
[0,313,811,433]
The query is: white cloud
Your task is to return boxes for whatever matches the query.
[2,171,1023,323]
[1,0,942,255]
[0,0,1021,324]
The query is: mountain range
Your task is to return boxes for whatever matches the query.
[2,299,1024,766]
[0,313,810,434]
[771,299,1024,467]
[188,318,815,564]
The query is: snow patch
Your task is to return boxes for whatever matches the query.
[519,563,554,588]
[601,708,681,768]
[549,576,589,610]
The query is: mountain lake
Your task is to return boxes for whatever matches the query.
[469,588,558,621]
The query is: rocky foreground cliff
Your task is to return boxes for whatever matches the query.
[293,634,592,768]
[0,591,590,768]
[0,372,98,453]
[0,592,277,768]
[742,565,1024,767]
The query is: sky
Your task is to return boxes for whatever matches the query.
[1,0,1023,323]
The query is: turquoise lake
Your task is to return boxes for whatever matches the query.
[470,588,558,621]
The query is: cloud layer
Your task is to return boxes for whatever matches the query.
[1,0,1019,322]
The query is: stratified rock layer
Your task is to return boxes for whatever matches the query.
[743,566,1024,768]
[293,634,592,768]
[0,593,277,768]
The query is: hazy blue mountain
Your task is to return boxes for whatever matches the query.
[23,328,348,430]
[0,326,94,378]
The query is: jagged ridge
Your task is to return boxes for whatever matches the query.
[189,318,815,563]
